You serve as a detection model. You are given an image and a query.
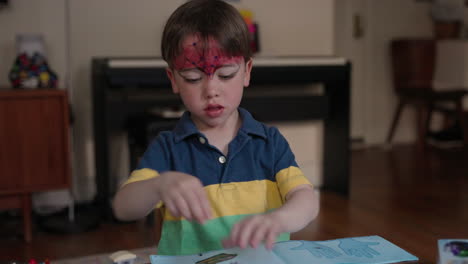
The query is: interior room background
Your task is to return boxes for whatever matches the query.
[0,0,445,204]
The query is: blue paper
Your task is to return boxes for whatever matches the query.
[150,235,418,264]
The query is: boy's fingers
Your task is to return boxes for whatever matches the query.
[174,193,192,220]
[250,223,267,248]
[230,223,241,247]
[265,228,278,250]
[197,188,212,219]
[238,218,257,248]
[185,189,207,223]
[193,187,211,222]
[222,238,235,248]
[164,199,180,218]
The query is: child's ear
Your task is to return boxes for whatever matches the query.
[166,68,180,94]
[243,58,253,87]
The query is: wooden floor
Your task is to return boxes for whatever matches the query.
[1,144,467,263]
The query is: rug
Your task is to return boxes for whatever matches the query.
[52,247,157,264]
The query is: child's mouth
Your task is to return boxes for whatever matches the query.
[204,105,224,117]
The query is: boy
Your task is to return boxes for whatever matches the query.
[113,0,319,256]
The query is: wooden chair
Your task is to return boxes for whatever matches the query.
[386,38,468,149]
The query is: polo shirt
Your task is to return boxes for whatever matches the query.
[123,108,312,255]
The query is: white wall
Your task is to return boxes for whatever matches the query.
[230,0,335,56]
[334,0,367,139]
[0,0,335,201]
[334,0,434,145]
[364,0,433,144]
[434,40,468,112]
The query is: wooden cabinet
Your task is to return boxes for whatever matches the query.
[0,89,71,242]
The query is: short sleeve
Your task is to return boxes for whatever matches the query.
[270,127,313,201]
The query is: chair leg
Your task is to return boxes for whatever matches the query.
[22,194,32,242]
[386,100,405,144]
[455,100,468,146]
[423,103,434,146]
[416,104,431,150]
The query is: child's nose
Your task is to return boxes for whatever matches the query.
[204,77,219,98]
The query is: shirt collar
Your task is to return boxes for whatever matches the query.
[173,107,266,143]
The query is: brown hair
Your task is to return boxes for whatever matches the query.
[161,0,252,68]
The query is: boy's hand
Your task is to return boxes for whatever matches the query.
[222,213,285,250]
[222,186,318,250]
[156,171,211,223]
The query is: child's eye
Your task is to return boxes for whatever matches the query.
[184,77,202,83]
[219,74,235,80]
[178,69,203,83]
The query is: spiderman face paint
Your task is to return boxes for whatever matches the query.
[173,36,243,77]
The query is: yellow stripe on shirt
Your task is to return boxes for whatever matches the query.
[124,166,311,221]
[163,179,283,221]
[122,168,162,208]
[275,166,313,202]
[123,168,159,185]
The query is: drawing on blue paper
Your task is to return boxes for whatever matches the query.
[338,238,381,258]
[290,241,342,258]
[150,235,419,264]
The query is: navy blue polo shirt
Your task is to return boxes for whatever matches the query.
[123,108,312,255]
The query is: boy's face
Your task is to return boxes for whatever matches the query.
[166,34,252,130]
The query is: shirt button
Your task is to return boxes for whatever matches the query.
[199,137,206,144]
[218,156,226,164]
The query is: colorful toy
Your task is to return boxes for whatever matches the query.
[9,52,58,89]
[238,8,259,53]
[444,241,468,257]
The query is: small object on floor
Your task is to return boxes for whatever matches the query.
[427,123,464,148]
[52,247,155,264]
[109,250,137,264]
[438,239,468,264]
